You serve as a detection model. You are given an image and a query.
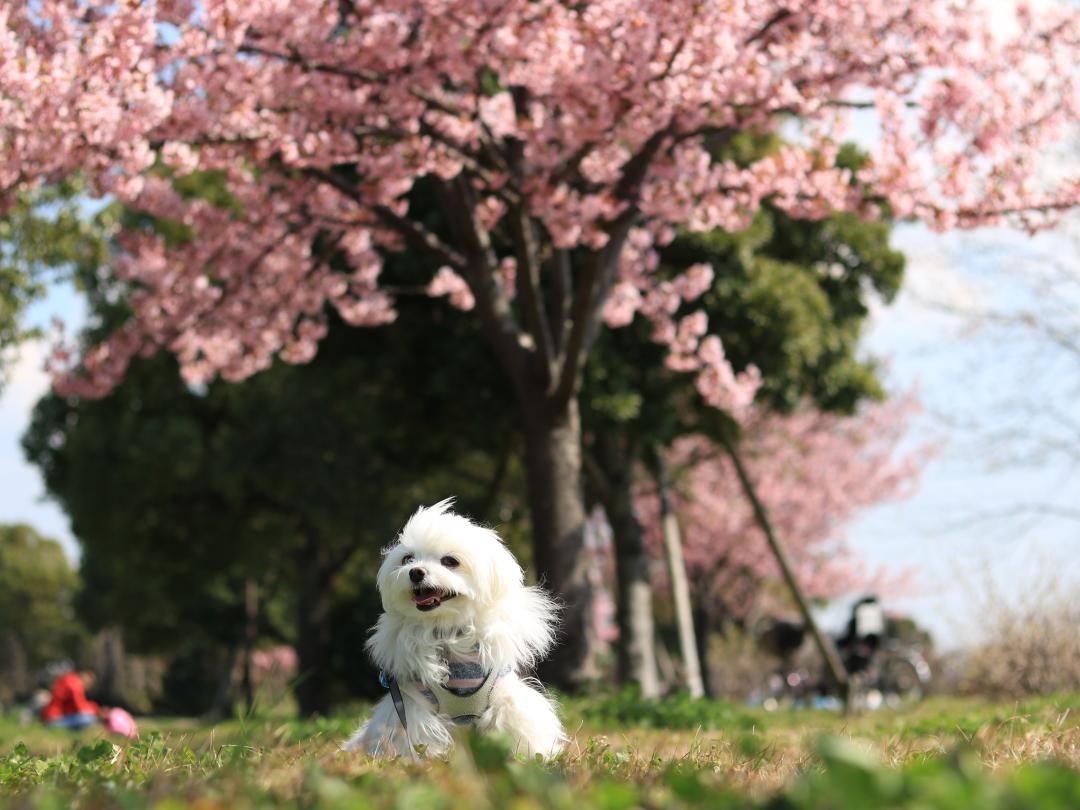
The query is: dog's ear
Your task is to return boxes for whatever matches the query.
[481,583,558,668]
[481,539,525,603]
[375,542,409,604]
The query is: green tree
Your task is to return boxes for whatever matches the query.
[18,172,526,716]
[0,524,82,703]
[23,296,523,716]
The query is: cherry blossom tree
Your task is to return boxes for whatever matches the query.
[3,0,1079,681]
[635,393,926,624]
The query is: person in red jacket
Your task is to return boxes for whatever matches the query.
[40,670,105,730]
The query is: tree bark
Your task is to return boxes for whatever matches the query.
[652,454,705,698]
[587,434,661,697]
[611,508,662,698]
[241,578,258,716]
[520,396,593,689]
[208,645,240,720]
[693,601,714,698]
[86,627,127,707]
[0,631,28,705]
[295,535,335,717]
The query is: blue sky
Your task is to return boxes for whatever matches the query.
[0,220,1077,649]
[827,221,1080,646]
[0,283,85,558]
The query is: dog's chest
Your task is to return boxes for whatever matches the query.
[415,644,508,725]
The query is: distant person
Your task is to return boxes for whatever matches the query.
[40,669,105,730]
[838,596,886,675]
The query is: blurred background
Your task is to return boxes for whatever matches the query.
[2,174,1077,721]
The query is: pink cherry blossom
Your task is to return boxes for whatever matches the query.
[428,266,476,311]
[634,392,929,617]
[0,0,1076,406]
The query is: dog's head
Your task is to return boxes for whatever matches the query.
[376,499,526,623]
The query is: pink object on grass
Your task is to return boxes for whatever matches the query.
[104,708,138,739]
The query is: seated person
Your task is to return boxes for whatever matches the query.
[40,669,105,730]
[837,596,885,675]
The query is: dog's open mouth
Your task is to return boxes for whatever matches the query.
[412,586,457,611]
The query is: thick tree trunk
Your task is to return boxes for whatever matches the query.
[611,510,662,697]
[653,456,705,699]
[520,396,593,689]
[589,434,661,697]
[295,538,335,717]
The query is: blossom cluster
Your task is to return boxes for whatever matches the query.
[0,0,1077,399]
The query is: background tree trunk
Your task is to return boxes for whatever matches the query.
[295,536,335,717]
[0,631,29,706]
[520,396,593,689]
[85,627,128,708]
[208,645,240,720]
[612,511,662,698]
[588,434,661,697]
[241,578,258,716]
[652,454,705,699]
[693,602,714,698]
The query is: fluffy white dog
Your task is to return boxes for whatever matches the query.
[343,499,567,759]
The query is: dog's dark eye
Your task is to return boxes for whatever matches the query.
[441,556,460,568]
[401,554,414,565]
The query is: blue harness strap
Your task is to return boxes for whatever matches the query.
[385,673,409,732]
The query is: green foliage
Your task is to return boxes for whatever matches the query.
[16,169,537,715]
[687,207,903,413]
[0,525,83,677]
[780,739,1080,810]
[568,688,757,731]
[0,180,116,388]
[21,296,525,712]
[4,698,1080,810]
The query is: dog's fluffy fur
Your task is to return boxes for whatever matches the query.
[343,499,566,758]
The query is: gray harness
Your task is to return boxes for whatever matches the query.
[381,653,510,731]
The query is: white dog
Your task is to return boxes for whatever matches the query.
[343,499,567,759]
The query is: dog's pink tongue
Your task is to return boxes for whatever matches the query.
[414,593,439,606]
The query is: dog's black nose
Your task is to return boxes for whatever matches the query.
[409,567,426,583]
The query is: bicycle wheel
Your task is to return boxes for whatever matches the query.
[881,656,925,707]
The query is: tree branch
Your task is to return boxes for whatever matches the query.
[551,126,673,406]
[434,177,529,388]
[582,447,613,506]
[745,9,794,45]
[549,248,572,352]
[305,167,469,271]
[510,203,556,385]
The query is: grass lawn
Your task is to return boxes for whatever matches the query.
[3,693,1080,808]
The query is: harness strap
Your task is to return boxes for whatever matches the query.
[387,676,408,731]
[385,675,419,761]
